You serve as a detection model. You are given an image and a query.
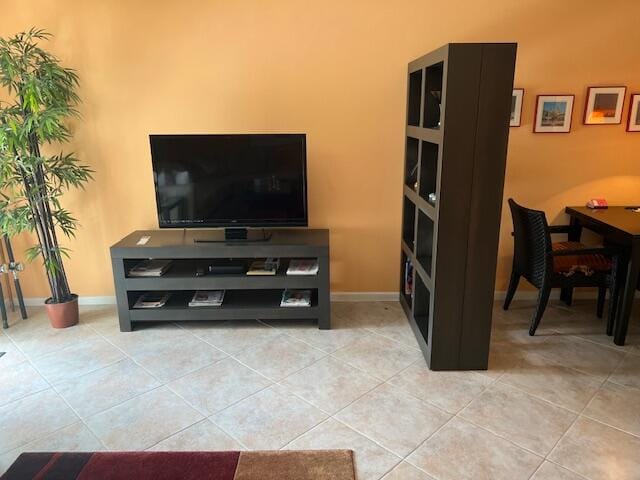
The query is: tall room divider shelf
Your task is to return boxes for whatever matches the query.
[400,43,517,370]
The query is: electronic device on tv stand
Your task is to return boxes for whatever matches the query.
[208,259,246,275]
[149,133,308,243]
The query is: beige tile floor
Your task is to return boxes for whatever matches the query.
[0,300,639,479]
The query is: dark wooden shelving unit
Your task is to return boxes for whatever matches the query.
[400,43,516,370]
[111,229,330,331]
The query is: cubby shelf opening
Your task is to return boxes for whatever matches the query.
[403,197,416,251]
[405,137,419,191]
[419,141,438,205]
[407,70,423,127]
[127,289,319,311]
[416,210,434,276]
[400,251,413,307]
[413,272,430,344]
[423,62,444,129]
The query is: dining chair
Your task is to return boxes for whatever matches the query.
[503,199,622,336]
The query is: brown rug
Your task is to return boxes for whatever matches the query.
[1,450,355,480]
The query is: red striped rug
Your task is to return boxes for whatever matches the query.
[1,450,355,480]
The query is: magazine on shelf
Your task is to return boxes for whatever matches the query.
[134,292,171,309]
[247,258,280,275]
[129,259,172,277]
[286,259,319,276]
[280,289,312,307]
[404,260,414,296]
[188,290,225,307]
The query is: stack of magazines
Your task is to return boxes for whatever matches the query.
[280,289,312,307]
[134,292,171,309]
[286,259,319,276]
[129,259,172,277]
[247,258,280,275]
[189,290,225,307]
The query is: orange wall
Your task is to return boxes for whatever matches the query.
[2,0,639,298]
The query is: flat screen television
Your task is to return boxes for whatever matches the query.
[150,134,308,229]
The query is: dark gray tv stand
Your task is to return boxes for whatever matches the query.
[110,229,330,332]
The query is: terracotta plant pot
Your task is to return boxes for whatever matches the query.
[45,294,79,328]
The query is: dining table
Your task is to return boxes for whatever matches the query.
[565,206,640,345]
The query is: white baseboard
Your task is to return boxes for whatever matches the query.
[330,292,399,302]
[18,289,626,307]
[18,296,117,307]
[19,293,399,306]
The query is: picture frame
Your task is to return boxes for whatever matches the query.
[534,94,574,133]
[627,93,640,132]
[584,86,626,125]
[510,88,524,127]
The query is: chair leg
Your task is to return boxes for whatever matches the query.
[596,286,606,319]
[529,287,551,336]
[503,270,520,311]
[607,282,621,336]
[560,287,573,306]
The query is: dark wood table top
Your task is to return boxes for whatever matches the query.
[566,206,640,238]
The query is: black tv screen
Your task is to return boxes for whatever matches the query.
[150,134,308,228]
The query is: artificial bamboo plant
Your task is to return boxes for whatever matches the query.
[0,29,92,305]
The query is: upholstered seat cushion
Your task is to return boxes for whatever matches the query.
[552,241,612,275]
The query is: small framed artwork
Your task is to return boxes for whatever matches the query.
[584,86,626,125]
[510,88,524,127]
[627,94,640,132]
[534,94,574,133]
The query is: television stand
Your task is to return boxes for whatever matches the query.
[110,229,330,332]
[193,228,273,243]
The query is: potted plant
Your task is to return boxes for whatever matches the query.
[0,29,93,328]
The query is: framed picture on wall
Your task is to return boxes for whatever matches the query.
[627,94,640,132]
[510,88,524,127]
[584,86,626,125]
[534,94,574,133]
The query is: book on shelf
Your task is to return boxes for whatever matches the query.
[404,260,413,296]
[286,259,319,276]
[247,258,280,275]
[189,290,225,307]
[129,259,173,277]
[280,289,312,307]
[134,292,171,309]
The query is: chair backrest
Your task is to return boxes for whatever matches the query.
[508,199,552,286]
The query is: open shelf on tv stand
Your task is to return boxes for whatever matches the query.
[110,229,330,332]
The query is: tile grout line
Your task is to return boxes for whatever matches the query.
[131,320,353,449]
[96,323,229,385]
[275,415,334,452]
[0,332,112,454]
[86,324,251,450]
[540,366,615,480]
[399,412,462,480]
[325,416,402,463]
[380,358,501,417]
[194,336,336,449]
[493,375,602,416]
[7,317,232,453]
[145,417,251,452]
[451,413,546,459]
[578,412,640,440]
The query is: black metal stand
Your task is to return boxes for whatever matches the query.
[0,236,27,328]
[0,276,7,329]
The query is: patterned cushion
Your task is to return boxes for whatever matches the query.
[552,241,612,275]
